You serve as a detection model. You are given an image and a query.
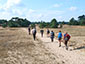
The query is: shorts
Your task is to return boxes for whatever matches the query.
[58,37,62,40]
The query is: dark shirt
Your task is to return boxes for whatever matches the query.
[50,32,54,38]
[40,30,44,33]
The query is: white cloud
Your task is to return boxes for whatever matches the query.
[25,10,44,21]
[0,10,12,20]
[6,0,21,9]
[53,4,60,8]
[0,0,65,21]
[69,6,77,11]
[0,0,24,19]
[0,0,21,10]
[46,10,64,15]
[27,9,35,14]
[57,16,62,19]
[35,14,44,20]
[81,10,85,12]
[12,9,23,15]
[25,9,65,21]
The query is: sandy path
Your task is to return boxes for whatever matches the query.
[23,28,85,64]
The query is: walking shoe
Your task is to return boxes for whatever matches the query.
[59,45,61,47]
[66,47,68,50]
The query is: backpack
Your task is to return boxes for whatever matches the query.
[47,30,50,34]
[40,30,44,33]
[67,34,71,39]
[51,32,54,37]
[33,29,36,34]
[64,34,71,41]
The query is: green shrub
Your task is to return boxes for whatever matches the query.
[2,23,7,28]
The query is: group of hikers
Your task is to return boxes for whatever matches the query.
[28,27,71,50]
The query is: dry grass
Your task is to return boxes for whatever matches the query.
[0,27,64,64]
[38,26,85,51]
[0,26,85,64]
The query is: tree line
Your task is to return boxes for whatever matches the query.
[38,15,85,28]
[68,15,85,25]
[0,17,31,28]
[0,15,85,28]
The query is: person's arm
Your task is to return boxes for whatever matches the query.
[55,33,58,39]
[62,34,64,40]
[48,33,51,37]
[54,33,55,37]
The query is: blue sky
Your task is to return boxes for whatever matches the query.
[0,0,85,22]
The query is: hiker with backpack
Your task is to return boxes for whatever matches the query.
[28,27,31,35]
[57,30,62,47]
[50,30,55,42]
[32,28,37,40]
[40,29,44,37]
[63,32,71,50]
[47,29,50,37]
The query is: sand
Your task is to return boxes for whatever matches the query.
[23,28,85,64]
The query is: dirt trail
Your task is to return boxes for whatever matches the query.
[23,28,85,64]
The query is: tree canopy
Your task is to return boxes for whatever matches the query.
[1,17,31,27]
[50,18,59,28]
[68,15,85,25]
[68,18,79,25]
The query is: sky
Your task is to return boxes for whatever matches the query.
[0,0,85,22]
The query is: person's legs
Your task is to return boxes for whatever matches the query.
[59,40,61,47]
[33,34,34,40]
[51,37,54,42]
[34,34,36,40]
[33,34,35,40]
[65,41,68,50]
[42,33,43,37]
[41,33,43,37]
[58,38,61,47]
[29,31,30,35]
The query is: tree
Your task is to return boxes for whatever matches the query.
[78,15,85,25]
[30,24,36,28]
[39,21,50,28]
[0,20,7,25]
[8,20,20,27]
[39,22,45,28]
[7,17,31,27]
[68,18,79,25]
[2,23,7,28]
[79,19,85,25]
[50,18,58,28]
[20,19,31,27]
[78,15,85,20]
[61,21,65,25]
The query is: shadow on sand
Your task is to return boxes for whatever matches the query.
[74,46,85,50]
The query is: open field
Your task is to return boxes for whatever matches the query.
[0,27,64,64]
[0,26,85,64]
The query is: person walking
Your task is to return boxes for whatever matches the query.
[64,32,71,50]
[47,29,50,37]
[28,27,31,35]
[32,28,37,40]
[58,30,62,47]
[40,29,44,37]
[50,30,55,42]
